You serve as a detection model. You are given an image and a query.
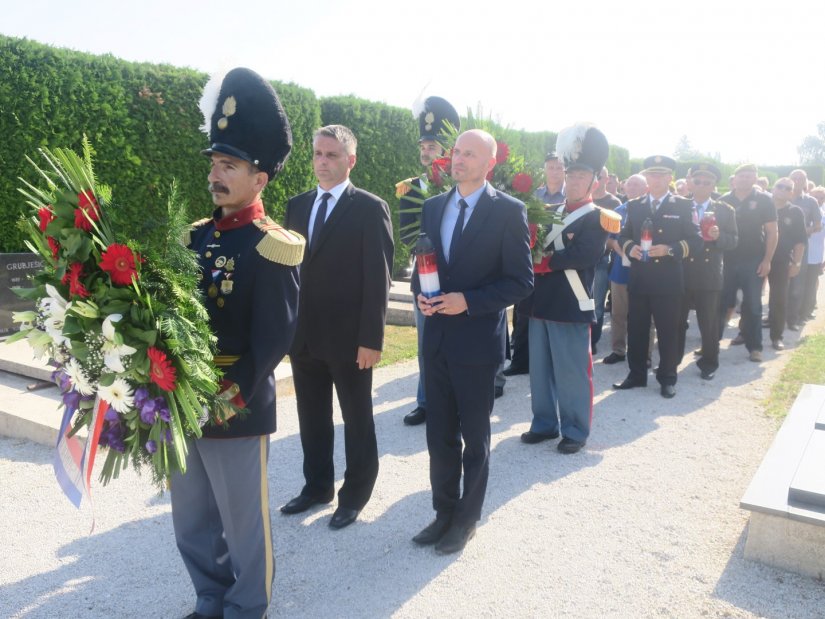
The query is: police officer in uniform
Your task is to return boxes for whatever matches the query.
[397,96,460,426]
[171,67,305,619]
[614,156,701,398]
[676,164,738,380]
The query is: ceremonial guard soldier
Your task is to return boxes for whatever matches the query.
[614,156,702,398]
[172,67,305,619]
[676,163,737,380]
[396,96,460,427]
[520,123,620,454]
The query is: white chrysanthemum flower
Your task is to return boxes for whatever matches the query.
[98,378,134,414]
[100,314,137,373]
[64,358,95,395]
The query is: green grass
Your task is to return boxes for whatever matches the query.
[764,333,825,418]
[377,325,419,368]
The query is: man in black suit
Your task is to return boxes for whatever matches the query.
[613,156,702,398]
[411,129,533,554]
[281,124,394,530]
[675,164,737,380]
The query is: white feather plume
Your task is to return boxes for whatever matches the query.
[198,69,229,135]
[555,123,592,165]
[411,82,431,118]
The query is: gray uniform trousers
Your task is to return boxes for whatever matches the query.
[171,436,274,619]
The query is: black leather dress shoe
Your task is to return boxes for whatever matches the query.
[412,514,452,545]
[184,613,223,619]
[693,348,704,357]
[280,493,333,515]
[557,437,585,454]
[329,506,359,529]
[700,369,715,381]
[602,352,626,364]
[612,377,646,390]
[494,386,504,399]
[520,430,559,444]
[434,522,476,555]
[502,364,528,376]
[403,407,426,426]
[660,384,676,398]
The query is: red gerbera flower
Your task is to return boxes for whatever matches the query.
[74,191,100,232]
[38,206,55,232]
[61,262,90,298]
[430,157,452,187]
[47,236,60,259]
[147,347,177,391]
[512,172,534,194]
[99,243,139,286]
[495,141,510,165]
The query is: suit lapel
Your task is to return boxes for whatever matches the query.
[432,188,452,266]
[302,190,318,236]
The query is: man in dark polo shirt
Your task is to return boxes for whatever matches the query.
[767,178,806,349]
[719,164,777,362]
[786,168,822,330]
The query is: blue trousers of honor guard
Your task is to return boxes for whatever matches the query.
[528,319,593,444]
[171,436,274,619]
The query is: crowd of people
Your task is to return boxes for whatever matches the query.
[163,70,825,618]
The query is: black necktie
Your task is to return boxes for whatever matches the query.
[651,199,660,213]
[449,198,468,261]
[310,192,332,252]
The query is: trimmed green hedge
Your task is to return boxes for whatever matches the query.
[1,34,633,276]
[0,36,319,252]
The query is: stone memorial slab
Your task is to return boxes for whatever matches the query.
[0,253,43,335]
[788,430,825,509]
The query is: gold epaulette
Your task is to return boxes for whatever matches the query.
[395,178,415,198]
[254,218,305,266]
[183,217,212,247]
[597,208,623,234]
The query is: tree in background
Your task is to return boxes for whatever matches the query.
[799,122,825,165]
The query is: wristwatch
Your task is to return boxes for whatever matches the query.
[667,246,675,257]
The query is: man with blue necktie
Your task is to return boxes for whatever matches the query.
[411,129,533,554]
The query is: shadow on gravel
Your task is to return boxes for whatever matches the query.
[0,512,194,619]
[711,526,825,618]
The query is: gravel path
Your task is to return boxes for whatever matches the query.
[2,309,825,618]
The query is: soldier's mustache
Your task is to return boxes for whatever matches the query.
[209,183,229,194]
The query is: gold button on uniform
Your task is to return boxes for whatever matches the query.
[216,297,225,308]
[214,231,221,238]
[205,251,213,258]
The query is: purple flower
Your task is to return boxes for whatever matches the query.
[134,386,151,409]
[107,433,126,453]
[104,408,120,422]
[157,404,171,423]
[62,390,81,410]
[53,369,72,393]
[145,440,157,454]
[164,429,173,444]
[99,422,125,452]
[139,406,156,425]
